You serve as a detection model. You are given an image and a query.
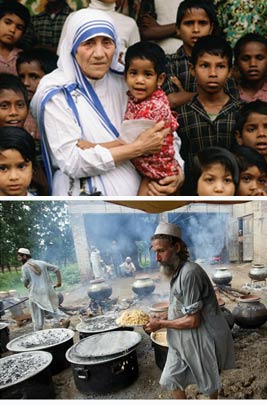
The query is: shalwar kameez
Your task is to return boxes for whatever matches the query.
[21,259,67,331]
[160,261,235,395]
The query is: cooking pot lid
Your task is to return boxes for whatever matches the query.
[0,351,52,389]
[73,330,141,359]
[76,315,118,333]
[6,328,74,352]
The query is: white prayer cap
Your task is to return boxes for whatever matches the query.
[153,222,181,238]
[17,248,31,255]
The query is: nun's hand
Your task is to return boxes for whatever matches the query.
[147,171,184,196]
[136,121,168,155]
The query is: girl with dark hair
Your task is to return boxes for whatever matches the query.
[192,146,239,196]
[0,126,36,196]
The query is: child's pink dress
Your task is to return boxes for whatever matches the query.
[124,88,180,179]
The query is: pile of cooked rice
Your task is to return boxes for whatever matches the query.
[116,309,149,326]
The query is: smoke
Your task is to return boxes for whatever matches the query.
[184,213,229,261]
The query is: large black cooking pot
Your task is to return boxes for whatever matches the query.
[0,351,54,399]
[0,322,9,353]
[76,315,133,339]
[6,328,74,375]
[150,329,168,370]
[66,330,141,394]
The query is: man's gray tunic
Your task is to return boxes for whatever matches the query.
[160,261,235,395]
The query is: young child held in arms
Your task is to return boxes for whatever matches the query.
[233,145,267,196]
[0,73,47,195]
[178,35,241,195]
[234,33,267,102]
[0,1,30,75]
[122,41,183,195]
[0,126,36,196]
[234,100,267,163]
[78,41,184,196]
[192,146,239,196]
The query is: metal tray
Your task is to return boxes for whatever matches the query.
[72,330,142,359]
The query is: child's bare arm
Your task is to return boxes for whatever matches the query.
[77,139,124,150]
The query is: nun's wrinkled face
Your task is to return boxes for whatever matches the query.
[75,35,116,80]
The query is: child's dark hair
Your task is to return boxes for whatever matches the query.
[191,35,232,68]
[125,41,166,76]
[176,0,218,30]
[234,100,267,134]
[0,73,29,108]
[0,126,36,167]
[234,33,267,64]
[233,145,267,175]
[16,48,58,75]
[193,146,239,193]
[0,0,30,29]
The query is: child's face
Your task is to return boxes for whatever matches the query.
[197,163,235,196]
[176,8,213,56]
[236,112,267,159]
[238,166,267,196]
[191,52,231,95]
[237,41,267,83]
[125,58,165,101]
[0,13,25,48]
[0,149,32,196]
[0,89,28,127]
[17,61,45,101]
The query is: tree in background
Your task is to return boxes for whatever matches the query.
[0,201,75,271]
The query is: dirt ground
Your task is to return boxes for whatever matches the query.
[2,262,267,400]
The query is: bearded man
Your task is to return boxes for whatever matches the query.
[145,222,235,399]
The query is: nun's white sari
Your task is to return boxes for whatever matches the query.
[31,9,141,196]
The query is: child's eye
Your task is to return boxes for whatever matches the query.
[256,55,265,61]
[17,162,27,169]
[17,101,26,109]
[0,165,7,172]
[0,103,8,110]
[200,63,208,68]
[30,74,40,80]
[240,175,251,183]
[204,177,213,183]
[199,20,209,26]
[258,177,267,185]
[224,177,233,183]
[246,126,255,132]
[16,24,25,32]
[240,56,250,62]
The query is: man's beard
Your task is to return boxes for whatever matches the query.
[159,263,176,279]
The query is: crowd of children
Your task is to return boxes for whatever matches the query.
[0,0,267,196]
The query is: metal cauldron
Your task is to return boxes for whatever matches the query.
[150,329,168,370]
[6,328,74,374]
[232,295,267,328]
[248,264,267,282]
[0,351,54,399]
[66,330,141,394]
[87,278,112,301]
[212,267,232,286]
[132,276,155,296]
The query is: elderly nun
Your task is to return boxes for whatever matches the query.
[31,9,182,196]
